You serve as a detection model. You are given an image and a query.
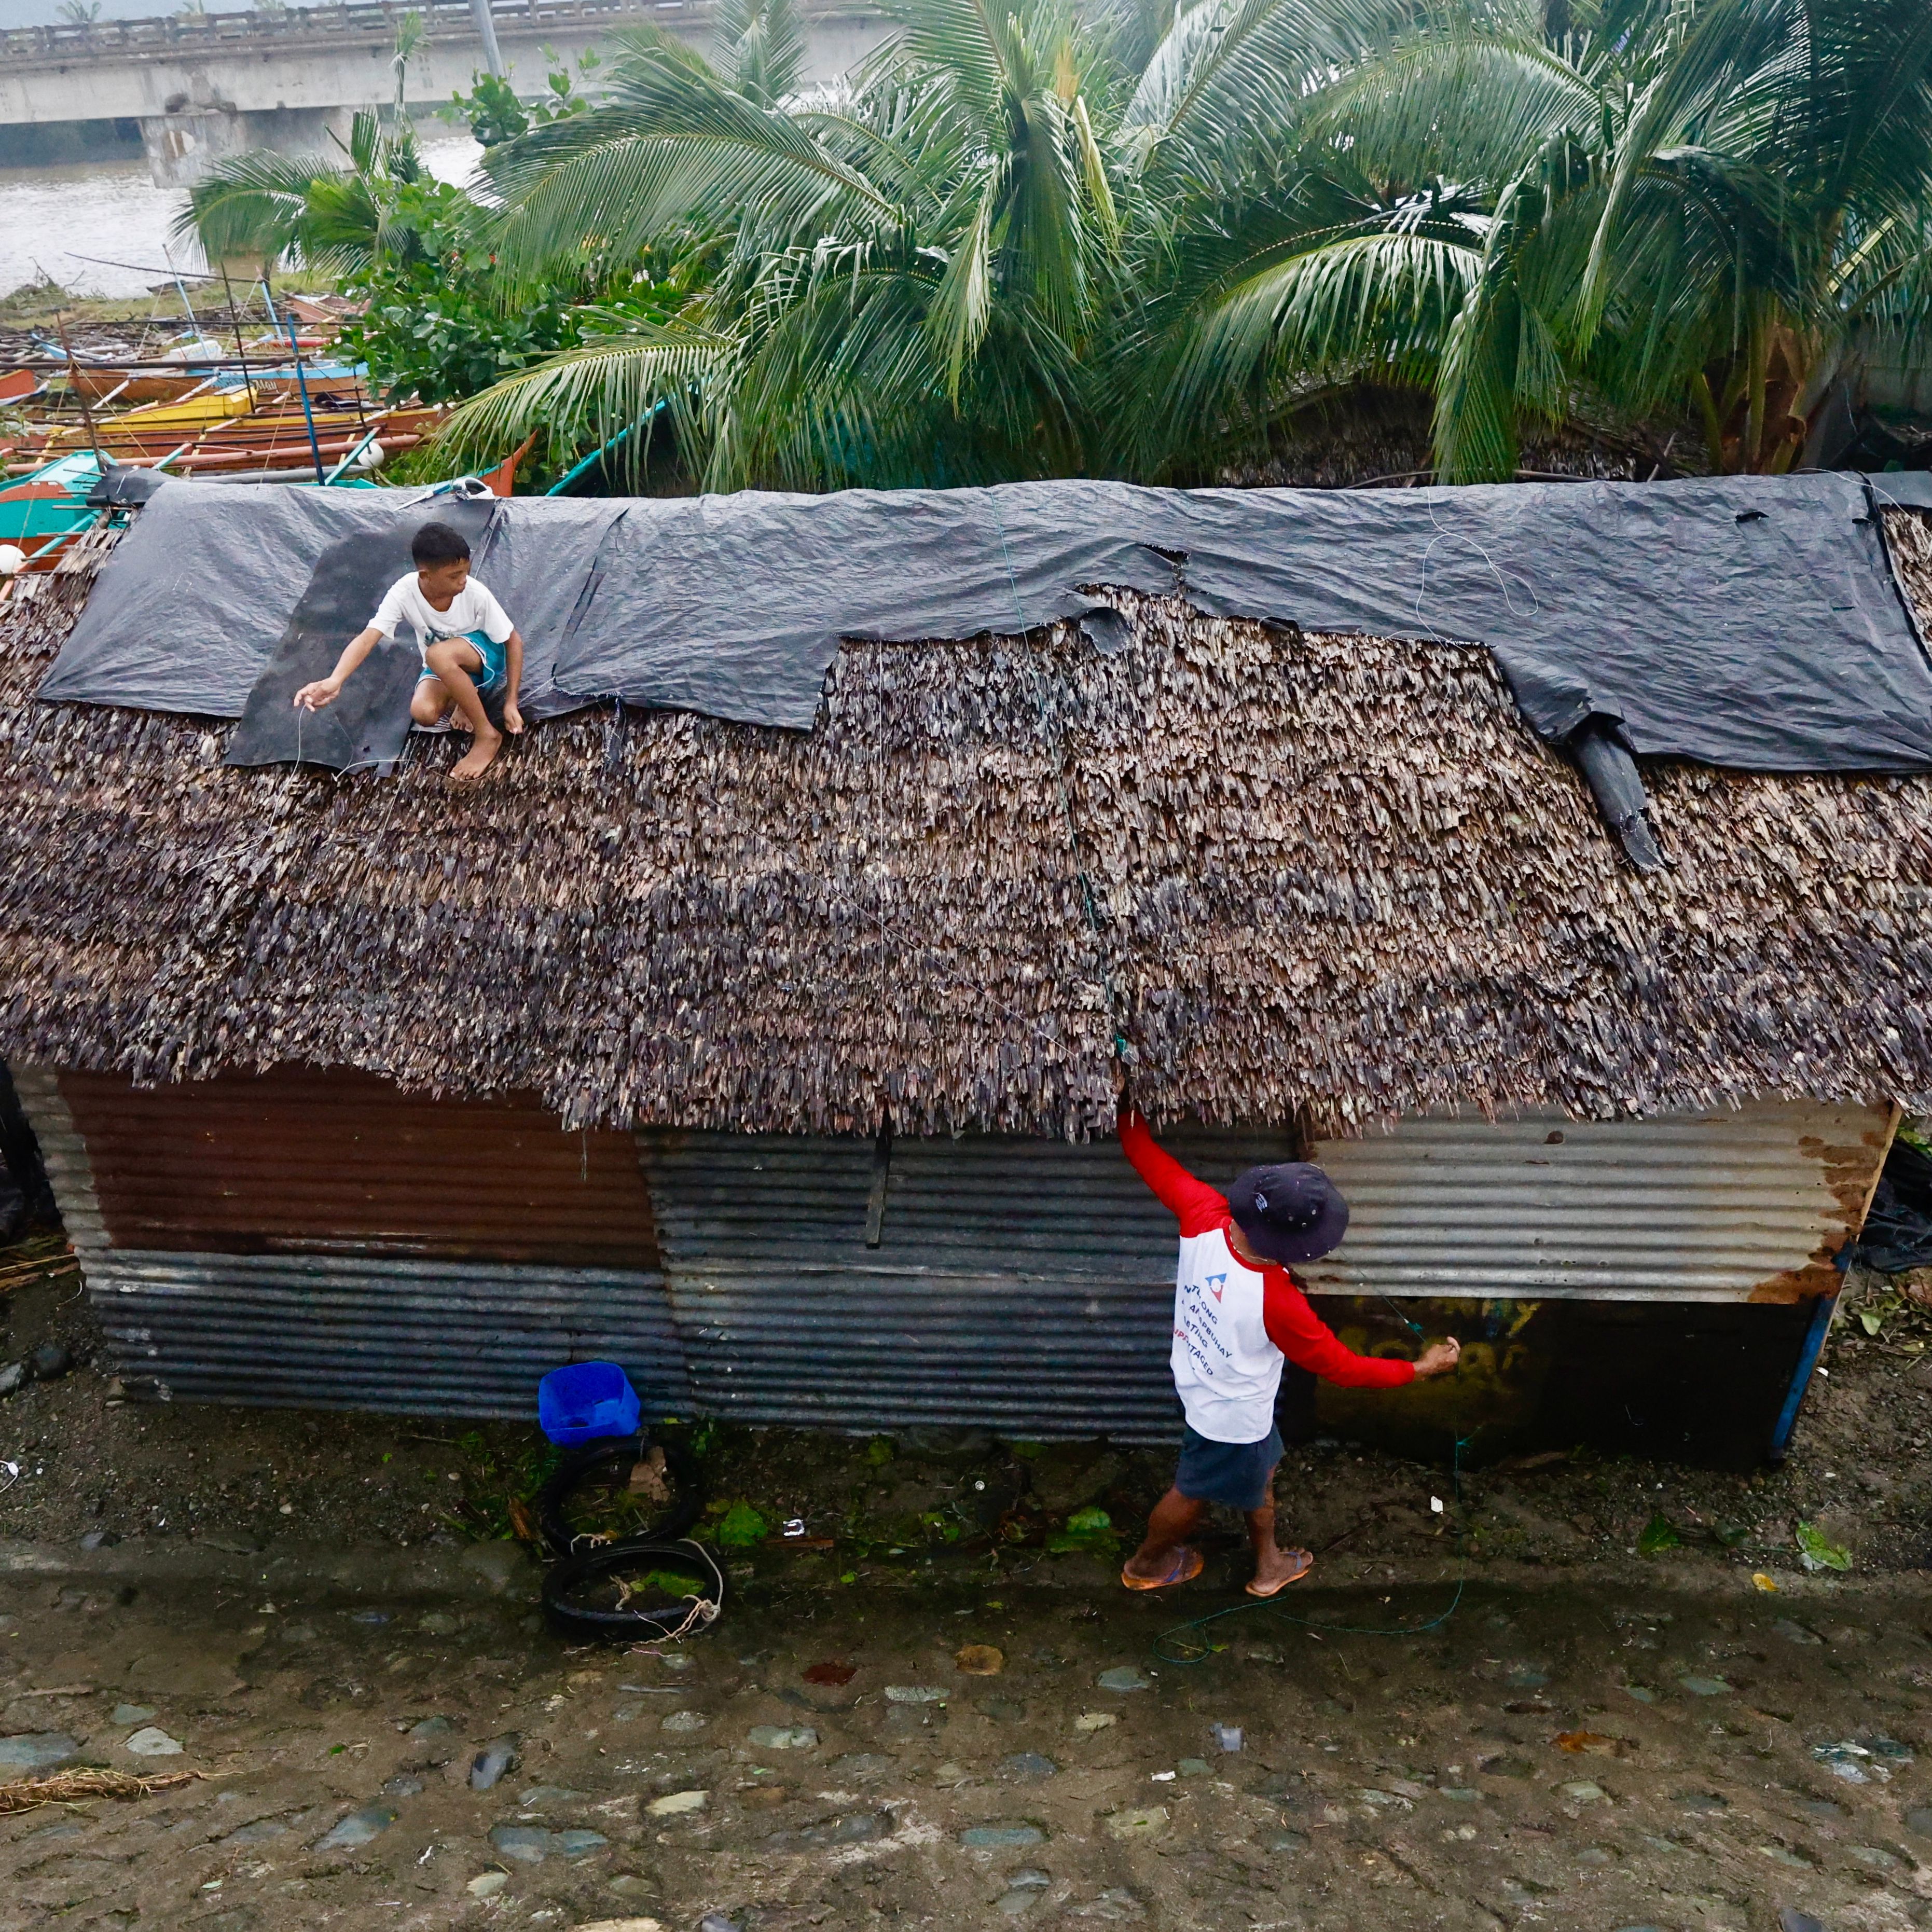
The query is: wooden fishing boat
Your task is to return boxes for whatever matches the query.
[0,451,102,572]
[27,382,443,479]
[63,350,355,406]
[68,367,206,406]
[106,389,257,435]
[168,404,440,476]
[245,368,370,404]
[38,389,257,462]
[0,369,46,406]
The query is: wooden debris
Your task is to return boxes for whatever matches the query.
[2,520,1932,1137]
[0,1238,79,1295]
[1553,1730,1634,1757]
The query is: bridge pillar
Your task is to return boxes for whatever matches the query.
[137,100,356,187]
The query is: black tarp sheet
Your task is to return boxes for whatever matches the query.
[40,482,398,717]
[1869,472,1932,511]
[225,492,501,771]
[42,483,627,735]
[218,495,634,769]
[1856,1137,1932,1275]
[37,470,1932,774]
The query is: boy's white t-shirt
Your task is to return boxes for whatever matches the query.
[369,574,514,663]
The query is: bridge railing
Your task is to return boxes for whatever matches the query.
[3,0,878,68]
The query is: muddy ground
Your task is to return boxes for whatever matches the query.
[5,1240,1932,1928]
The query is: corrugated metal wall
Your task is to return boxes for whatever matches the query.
[641,1126,1293,1442]
[1299,1101,1894,1303]
[87,1252,689,1418]
[60,1067,658,1267]
[10,1066,691,1420]
[8,1065,1894,1430]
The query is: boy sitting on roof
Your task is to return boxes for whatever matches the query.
[293,520,525,781]
[1120,1110,1460,1597]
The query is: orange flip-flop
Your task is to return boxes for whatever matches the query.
[1246,1548,1315,1598]
[1121,1545,1205,1591]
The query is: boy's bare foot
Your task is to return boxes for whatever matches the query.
[449,726,504,781]
[1246,1544,1314,1597]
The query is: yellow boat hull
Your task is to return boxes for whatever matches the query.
[106,389,256,433]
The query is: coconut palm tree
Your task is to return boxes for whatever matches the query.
[410,0,1932,484]
[1220,0,1932,478]
[1109,0,1932,478]
[438,0,1424,484]
[176,109,448,280]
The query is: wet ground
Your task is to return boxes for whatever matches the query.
[6,1536,1932,1930]
[6,1242,1932,1926]
[4,1232,1931,1586]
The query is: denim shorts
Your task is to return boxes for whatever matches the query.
[418,628,505,696]
[1174,1424,1284,1510]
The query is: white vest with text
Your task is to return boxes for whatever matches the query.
[1170,1225,1282,1443]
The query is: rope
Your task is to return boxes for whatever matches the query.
[1376,1294,1426,1339]
[1151,1424,1475,1665]
[986,493,1132,1070]
[1412,486,1541,644]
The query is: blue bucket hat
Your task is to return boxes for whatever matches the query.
[1226,1161,1350,1264]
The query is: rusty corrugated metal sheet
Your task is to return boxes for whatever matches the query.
[9,1065,108,1259]
[640,1126,1292,1440]
[58,1067,659,1268]
[12,1064,688,1419]
[1298,1101,1895,1303]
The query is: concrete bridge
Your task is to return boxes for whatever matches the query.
[0,0,892,184]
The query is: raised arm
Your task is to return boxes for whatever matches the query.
[1119,1110,1229,1237]
[294,627,382,711]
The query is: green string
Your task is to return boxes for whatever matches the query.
[1377,1292,1426,1338]
[1152,1426,1476,1665]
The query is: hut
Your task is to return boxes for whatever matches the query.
[3,478,1930,1463]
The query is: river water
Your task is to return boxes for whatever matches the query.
[0,133,483,307]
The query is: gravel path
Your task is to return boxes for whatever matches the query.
[4,1532,1932,1929]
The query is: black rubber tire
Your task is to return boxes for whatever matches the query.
[541,1537,725,1643]
[535,1436,702,1557]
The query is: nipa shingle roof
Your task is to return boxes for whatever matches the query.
[4,514,1932,1137]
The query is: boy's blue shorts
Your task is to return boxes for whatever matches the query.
[418,629,506,697]
[1174,1424,1284,1509]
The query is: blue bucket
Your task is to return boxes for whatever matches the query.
[537,1361,641,1445]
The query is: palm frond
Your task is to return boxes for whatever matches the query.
[715,0,807,105]
[431,320,733,477]
[176,149,342,265]
[485,37,900,278]
[1142,226,1482,475]
[929,167,1001,399]
[1301,31,1598,194]
[1119,0,1414,195]
[1577,0,1779,342]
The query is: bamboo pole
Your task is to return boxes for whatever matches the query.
[52,311,103,466]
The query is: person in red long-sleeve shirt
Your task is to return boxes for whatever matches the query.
[1119,1110,1460,1596]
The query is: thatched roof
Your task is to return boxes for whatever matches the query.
[4,513,1932,1139]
